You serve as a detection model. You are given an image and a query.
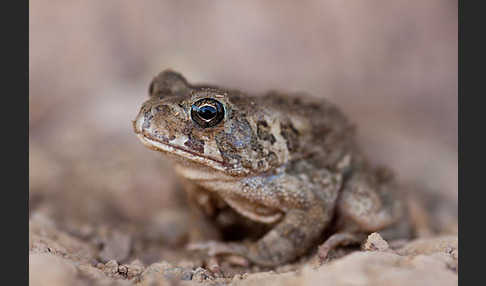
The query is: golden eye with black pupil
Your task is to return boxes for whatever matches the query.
[191,98,225,128]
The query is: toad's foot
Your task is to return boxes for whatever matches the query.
[187,240,251,267]
[317,232,366,263]
[187,240,248,257]
[189,207,333,267]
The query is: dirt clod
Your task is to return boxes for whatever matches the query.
[362,232,391,252]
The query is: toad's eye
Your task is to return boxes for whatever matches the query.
[191,98,225,128]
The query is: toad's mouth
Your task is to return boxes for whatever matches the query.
[137,132,229,172]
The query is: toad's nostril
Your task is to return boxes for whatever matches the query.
[152,104,171,115]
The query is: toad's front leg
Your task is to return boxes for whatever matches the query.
[245,203,334,266]
[188,203,334,266]
[188,170,342,266]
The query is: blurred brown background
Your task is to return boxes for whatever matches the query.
[29,0,457,228]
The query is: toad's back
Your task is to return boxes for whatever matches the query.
[237,90,360,171]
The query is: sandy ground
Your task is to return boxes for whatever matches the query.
[30,212,457,285]
[30,1,457,285]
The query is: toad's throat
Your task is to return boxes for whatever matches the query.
[138,132,229,171]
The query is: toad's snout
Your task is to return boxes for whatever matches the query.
[132,103,154,134]
[133,102,183,135]
[132,112,145,134]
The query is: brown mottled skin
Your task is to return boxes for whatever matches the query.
[133,70,411,266]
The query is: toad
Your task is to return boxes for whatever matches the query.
[132,70,411,266]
